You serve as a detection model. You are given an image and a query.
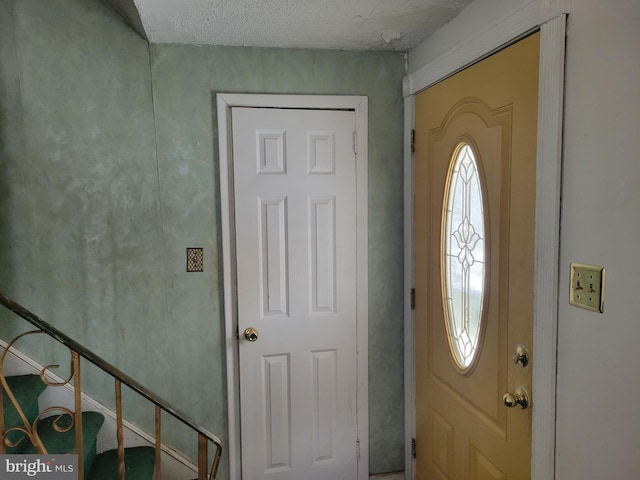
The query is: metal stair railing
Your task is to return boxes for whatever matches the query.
[0,292,222,480]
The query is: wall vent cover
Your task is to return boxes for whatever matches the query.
[187,248,204,272]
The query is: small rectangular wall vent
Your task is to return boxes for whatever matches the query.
[186,248,204,272]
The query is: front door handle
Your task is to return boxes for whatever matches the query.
[503,387,529,409]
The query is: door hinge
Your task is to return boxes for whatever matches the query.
[411,437,416,459]
[411,288,416,310]
[411,129,416,153]
[356,439,360,461]
[353,131,358,154]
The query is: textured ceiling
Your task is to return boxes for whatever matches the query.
[129,0,475,51]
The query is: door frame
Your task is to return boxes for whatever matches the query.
[403,1,570,479]
[217,93,369,480]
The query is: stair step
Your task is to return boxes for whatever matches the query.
[88,446,156,480]
[2,375,48,453]
[22,410,105,474]
[2,379,157,478]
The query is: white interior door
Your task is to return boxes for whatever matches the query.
[231,106,359,480]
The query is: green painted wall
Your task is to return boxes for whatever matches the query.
[0,0,405,476]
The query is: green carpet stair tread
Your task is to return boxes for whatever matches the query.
[2,375,48,453]
[88,446,156,480]
[22,410,105,473]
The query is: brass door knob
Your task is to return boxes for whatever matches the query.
[244,327,259,342]
[503,387,529,409]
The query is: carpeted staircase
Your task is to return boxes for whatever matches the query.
[3,374,156,479]
[0,293,222,480]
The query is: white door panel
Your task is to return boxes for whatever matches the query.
[231,107,358,479]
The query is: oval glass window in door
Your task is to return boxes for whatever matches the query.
[442,142,488,371]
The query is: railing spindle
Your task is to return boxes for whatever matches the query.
[0,382,5,454]
[73,352,84,480]
[210,439,221,480]
[155,405,162,480]
[0,331,48,454]
[116,380,125,480]
[198,433,207,480]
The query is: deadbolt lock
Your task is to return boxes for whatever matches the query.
[513,344,529,367]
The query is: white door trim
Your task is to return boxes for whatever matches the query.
[403,2,569,479]
[217,93,369,480]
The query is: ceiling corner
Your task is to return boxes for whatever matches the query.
[102,0,148,41]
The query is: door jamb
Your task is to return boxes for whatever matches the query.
[403,1,569,479]
[217,93,369,480]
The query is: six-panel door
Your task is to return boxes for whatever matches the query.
[232,107,359,480]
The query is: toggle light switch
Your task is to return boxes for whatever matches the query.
[569,262,605,313]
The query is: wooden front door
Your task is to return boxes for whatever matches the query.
[414,33,540,479]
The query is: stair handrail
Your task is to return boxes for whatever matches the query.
[0,292,222,480]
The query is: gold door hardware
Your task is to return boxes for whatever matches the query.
[244,327,259,342]
[513,344,529,367]
[503,387,529,409]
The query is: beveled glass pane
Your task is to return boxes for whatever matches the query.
[442,143,486,370]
